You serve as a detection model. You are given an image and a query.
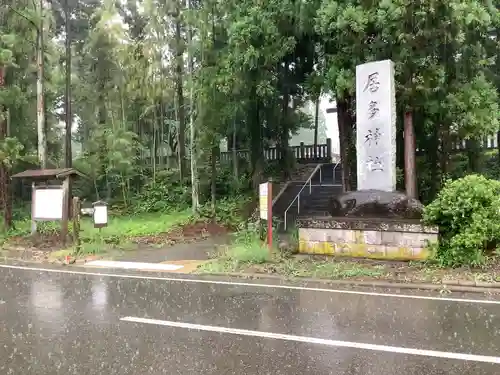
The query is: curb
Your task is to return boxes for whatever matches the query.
[202,272,500,294]
[2,257,500,294]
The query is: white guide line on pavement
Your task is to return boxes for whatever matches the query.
[0,263,499,305]
[85,260,184,271]
[121,316,500,364]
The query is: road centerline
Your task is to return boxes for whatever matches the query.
[120,316,500,364]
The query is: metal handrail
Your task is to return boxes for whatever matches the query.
[331,161,340,186]
[283,162,340,230]
[283,164,322,231]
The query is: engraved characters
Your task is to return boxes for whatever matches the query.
[364,72,383,172]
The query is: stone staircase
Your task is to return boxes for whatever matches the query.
[272,163,343,231]
[288,163,320,182]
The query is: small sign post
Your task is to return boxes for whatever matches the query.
[92,200,108,231]
[259,181,273,251]
[72,197,81,254]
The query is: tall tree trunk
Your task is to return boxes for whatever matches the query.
[0,66,11,230]
[426,125,440,203]
[175,0,186,180]
[347,104,357,190]
[404,111,417,198]
[64,0,72,168]
[187,0,198,213]
[64,0,72,219]
[439,125,451,177]
[466,139,481,173]
[396,116,405,190]
[337,96,352,192]
[211,144,218,217]
[249,92,263,189]
[152,108,157,182]
[232,120,238,182]
[36,2,47,168]
[497,132,500,172]
[496,26,500,172]
[280,62,290,179]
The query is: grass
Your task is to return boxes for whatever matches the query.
[197,228,500,283]
[277,259,386,279]
[198,229,272,273]
[78,210,192,242]
[227,243,270,263]
[47,249,73,259]
[198,227,387,280]
[199,251,387,279]
[1,210,193,257]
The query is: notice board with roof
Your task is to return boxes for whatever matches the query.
[11,168,86,244]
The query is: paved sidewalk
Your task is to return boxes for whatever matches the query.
[108,237,228,263]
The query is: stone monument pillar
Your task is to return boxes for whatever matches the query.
[355,60,396,192]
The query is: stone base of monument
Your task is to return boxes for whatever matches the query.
[297,217,438,261]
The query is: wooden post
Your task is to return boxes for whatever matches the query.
[72,196,81,253]
[404,112,417,198]
[61,177,70,245]
[326,138,332,162]
[267,181,273,252]
[67,175,73,219]
[31,182,37,235]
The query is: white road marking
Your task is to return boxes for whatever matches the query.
[0,263,499,305]
[85,260,184,271]
[121,316,500,364]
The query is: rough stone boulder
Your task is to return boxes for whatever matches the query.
[328,190,423,219]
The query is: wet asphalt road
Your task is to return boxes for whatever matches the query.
[1,265,500,374]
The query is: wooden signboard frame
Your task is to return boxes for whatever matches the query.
[12,168,86,246]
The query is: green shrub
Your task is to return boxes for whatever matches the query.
[225,243,270,264]
[482,151,500,180]
[134,169,191,213]
[423,174,500,267]
[225,227,270,264]
[198,195,254,229]
[211,164,252,197]
[134,164,252,215]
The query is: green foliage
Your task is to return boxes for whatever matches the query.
[423,175,500,267]
[135,163,253,220]
[481,151,500,180]
[198,163,252,197]
[226,243,270,264]
[224,227,270,262]
[197,225,272,273]
[0,137,34,169]
[445,74,500,139]
[134,169,191,213]
[198,195,254,229]
[4,0,500,250]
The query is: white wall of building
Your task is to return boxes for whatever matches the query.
[220,94,340,158]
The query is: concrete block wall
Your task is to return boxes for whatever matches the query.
[297,218,438,261]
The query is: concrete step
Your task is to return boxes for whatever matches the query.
[272,182,304,216]
[275,164,343,232]
[292,163,340,184]
[289,163,320,182]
